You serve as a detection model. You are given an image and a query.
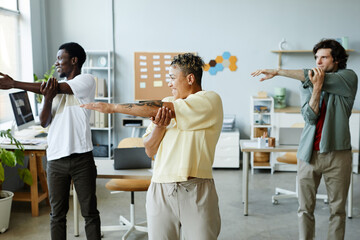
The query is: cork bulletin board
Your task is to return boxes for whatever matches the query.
[134,52,181,101]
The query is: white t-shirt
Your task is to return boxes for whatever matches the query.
[45,74,96,161]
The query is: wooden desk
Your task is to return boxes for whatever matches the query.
[240,140,358,218]
[1,143,49,217]
[73,160,152,236]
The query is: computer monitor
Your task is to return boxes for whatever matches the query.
[9,91,35,131]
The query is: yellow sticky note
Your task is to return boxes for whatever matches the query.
[153,81,163,87]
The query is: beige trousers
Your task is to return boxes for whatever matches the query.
[297,150,352,240]
[146,178,221,240]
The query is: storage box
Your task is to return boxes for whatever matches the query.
[254,152,270,162]
[254,128,268,138]
[93,145,108,157]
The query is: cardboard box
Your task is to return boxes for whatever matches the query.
[254,128,268,138]
[93,144,108,157]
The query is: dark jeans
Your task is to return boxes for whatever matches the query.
[47,151,101,240]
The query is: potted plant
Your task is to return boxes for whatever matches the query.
[33,65,55,103]
[0,129,32,233]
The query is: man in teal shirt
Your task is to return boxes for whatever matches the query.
[251,39,358,240]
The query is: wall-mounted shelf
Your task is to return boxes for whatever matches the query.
[271,49,355,69]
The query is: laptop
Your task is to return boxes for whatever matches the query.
[113,147,152,170]
[278,127,303,145]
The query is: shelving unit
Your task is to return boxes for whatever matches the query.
[271,49,355,69]
[82,50,114,160]
[250,96,274,173]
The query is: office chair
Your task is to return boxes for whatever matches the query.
[272,152,298,204]
[101,137,151,240]
[272,124,328,205]
[272,153,329,204]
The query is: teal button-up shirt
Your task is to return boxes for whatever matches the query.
[297,69,358,163]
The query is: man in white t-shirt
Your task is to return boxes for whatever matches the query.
[82,53,223,240]
[0,42,101,240]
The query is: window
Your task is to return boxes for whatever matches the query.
[0,0,20,123]
[0,0,19,12]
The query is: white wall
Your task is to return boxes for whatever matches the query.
[45,0,113,53]
[42,0,360,143]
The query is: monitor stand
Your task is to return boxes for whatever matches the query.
[10,120,16,136]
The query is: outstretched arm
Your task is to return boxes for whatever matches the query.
[251,69,305,82]
[0,72,72,95]
[0,72,42,93]
[81,100,176,118]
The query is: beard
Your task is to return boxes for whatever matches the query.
[59,72,66,78]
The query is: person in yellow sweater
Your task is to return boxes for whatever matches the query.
[82,53,223,240]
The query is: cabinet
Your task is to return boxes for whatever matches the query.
[250,96,274,173]
[82,50,114,160]
[213,129,240,168]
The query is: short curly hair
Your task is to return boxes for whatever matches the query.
[313,39,348,69]
[171,53,205,86]
[59,42,86,69]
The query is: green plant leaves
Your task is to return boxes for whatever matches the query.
[0,149,16,167]
[0,162,4,183]
[33,65,55,83]
[0,129,24,151]
[18,168,33,186]
[34,65,56,103]
[0,129,31,186]
[14,149,24,166]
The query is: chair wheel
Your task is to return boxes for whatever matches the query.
[272,200,278,205]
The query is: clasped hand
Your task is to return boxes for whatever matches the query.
[40,78,58,101]
[308,67,324,89]
[151,107,171,128]
[0,72,15,89]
